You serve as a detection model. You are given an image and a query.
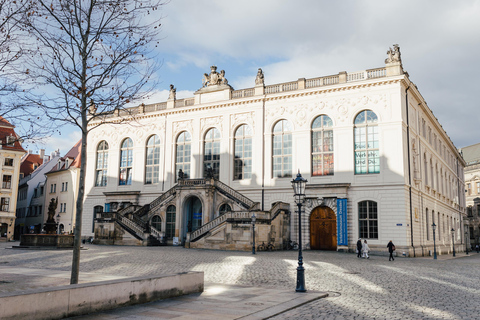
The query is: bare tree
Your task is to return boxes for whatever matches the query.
[21,0,164,284]
[0,0,51,146]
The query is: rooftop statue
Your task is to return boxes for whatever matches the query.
[385,44,401,64]
[255,68,264,86]
[202,66,228,87]
[169,84,176,100]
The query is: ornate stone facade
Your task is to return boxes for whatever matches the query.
[83,47,466,256]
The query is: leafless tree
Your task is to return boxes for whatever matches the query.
[0,0,50,146]
[21,0,165,284]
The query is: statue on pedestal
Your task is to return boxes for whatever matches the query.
[44,197,58,234]
[255,68,264,86]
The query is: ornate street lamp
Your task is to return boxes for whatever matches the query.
[432,223,437,260]
[291,171,307,293]
[451,228,456,257]
[251,213,256,255]
[465,230,469,255]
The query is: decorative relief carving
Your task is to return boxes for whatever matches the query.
[201,116,223,134]
[173,119,194,136]
[230,112,255,134]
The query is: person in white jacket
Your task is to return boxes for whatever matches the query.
[362,240,370,259]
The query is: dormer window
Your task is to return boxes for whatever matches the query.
[6,135,15,147]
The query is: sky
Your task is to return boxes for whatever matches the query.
[31,0,480,155]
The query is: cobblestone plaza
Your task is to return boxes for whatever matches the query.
[1,242,479,319]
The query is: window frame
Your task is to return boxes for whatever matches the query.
[354,110,380,174]
[358,200,378,239]
[145,135,161,185]
[203,128,221,179]
[175,131,192,180]
[95,141,109,187]
[119,138,133,186]
[234,124,253,180]
[272,119,293,178]
[311,115,334,176]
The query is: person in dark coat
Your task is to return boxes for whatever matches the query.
[356,238,362,258]
[387,240,395,261]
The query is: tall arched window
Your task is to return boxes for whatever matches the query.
[312,115,334,176]
[272,120,292,178]
[204,128,221,179]
[166,205,176,239]
[151,215,162,231]
[354,110,379,174]
[145,135,160,184]
[119,138,133,185]
[234,124,252,180]
[358,200,378,239]
[176,132,191,179]
[95,141,109,187]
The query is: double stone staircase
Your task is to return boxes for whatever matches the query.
[99,178,289,247]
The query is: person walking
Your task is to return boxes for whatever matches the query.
[362,240,370,259]
[387,240,395,261]
[476,244,479,253]
[356,238,362,258]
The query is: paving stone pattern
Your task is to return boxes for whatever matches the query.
[1,242,479,319]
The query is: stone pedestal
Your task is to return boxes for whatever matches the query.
[19,234,74,248]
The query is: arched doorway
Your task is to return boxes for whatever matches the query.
[310,206,337,250]
[183,196,203,239]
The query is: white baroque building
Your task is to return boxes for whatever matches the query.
[83,46,466,256]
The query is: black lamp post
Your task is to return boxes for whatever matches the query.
[291,171,307,293]
[251,213,256,255]
[451,228,456,257]
[432,223,437,260]
[465,230,469,255]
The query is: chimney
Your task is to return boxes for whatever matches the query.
[39,149,45,158]
[28,149,33,154]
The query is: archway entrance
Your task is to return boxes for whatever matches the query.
[310,206,337,250]
[183,196,203,238]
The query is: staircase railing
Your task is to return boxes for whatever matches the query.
[150,226,165,240]
[214,180,257,209]
[117,215,145,239]
[148,186,177,213]
[190,214,228,241]
[190,202,290,242]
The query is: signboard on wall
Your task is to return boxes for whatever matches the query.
[337,198,348,246]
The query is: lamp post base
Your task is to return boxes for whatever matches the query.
[295,266,306,292]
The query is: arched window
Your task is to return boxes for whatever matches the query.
[272,120,292,178]
[95,141,109,187]
[312,115,333,176]
[204,128,221,179]
[219,203,231,216]
[151,215,162,231]
[145,135,160,184]
[119,138,133,185]
[234,124,252,180]
[176,132,191,179]
[354,110,379,174]
[358,200,378,239]
[166,205,176,239]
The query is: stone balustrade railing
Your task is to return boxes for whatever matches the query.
[150,226,165,240]
[118,215,145,238]
[178,179,206,186]
[90,67,390,121]
[149,187,176,211]
[214,180,256,209]
[190,214,228,240]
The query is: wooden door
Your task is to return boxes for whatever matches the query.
[310,207,337,250]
